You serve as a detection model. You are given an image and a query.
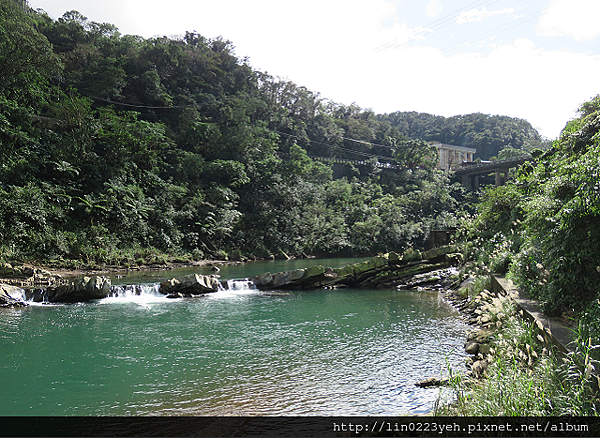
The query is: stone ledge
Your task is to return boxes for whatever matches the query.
[491,275,575,354]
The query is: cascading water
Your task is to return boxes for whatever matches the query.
[100,283,166,307]
[109,283,162,298]
[219,279,256,291]
[11,287,27,302]
[213,278,258,299]
[104,279,258,304]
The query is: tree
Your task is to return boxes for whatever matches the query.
[0,0,62,102]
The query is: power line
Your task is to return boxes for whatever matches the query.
[389,0,503,51]
[272,130,395,161]
[80,92,198,109]
[440,1,565,55]
[273,129,395,153]
[376,0,500,52]
[82,94,398,159]
[341,136,394,150]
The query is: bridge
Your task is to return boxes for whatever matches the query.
[308,155,402,170]
[277,152,404,172]
[454,155,532,190]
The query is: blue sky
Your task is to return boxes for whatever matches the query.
[30,0,600,139]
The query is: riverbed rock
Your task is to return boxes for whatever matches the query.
[467,329,492,344]
[471,360,488,378]
[415,376,449,387]
[52,276,110,302]
[24,276,112,303]
[251,247,459,290]
[159,274,220,296]
[465,341,480,355]
[166,292,184,299]
[0,284,27,307]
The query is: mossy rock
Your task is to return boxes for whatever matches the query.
[302,265,327,279]
[333,264,357,278]
[0,262,14,276]
[402,249,422,263]
[422,245,456,261]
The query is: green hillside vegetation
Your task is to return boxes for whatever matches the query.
[444,95,600,417]
[462,95,600,317]
[383,111,548,160]
[1,0,543,267]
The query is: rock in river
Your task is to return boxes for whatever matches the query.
[25,276,112,303]
[0,284,27,307]
[251,245,459,290]
[159,274,220,296]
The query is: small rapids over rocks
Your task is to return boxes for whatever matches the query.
[13,278,259,306]
[219,279,256,291]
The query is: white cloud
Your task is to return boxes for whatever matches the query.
[426,1,443,18]
[536,0,600,41]
[456,7,515,24]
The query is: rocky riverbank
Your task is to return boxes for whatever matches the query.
[0,259,230,306]
[251,245,461,290]
[0,247,462,306]
[443,275,569,383]
[445,283,513,380]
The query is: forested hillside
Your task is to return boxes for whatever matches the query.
[462,95,600,317]
[382,111,548,160]
[0,0,544,266]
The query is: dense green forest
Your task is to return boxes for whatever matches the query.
[385,111,546,160]
[444,96,600,417]
[463,95,600,317]
[0,0,546,267]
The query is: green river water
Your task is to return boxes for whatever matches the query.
[0,258,467,416]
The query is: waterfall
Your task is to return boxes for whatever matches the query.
[109,283,162,298]
[219,279,257,291]
[100,283,166,306]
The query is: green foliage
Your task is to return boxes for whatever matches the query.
[459,95,600,316]
[442,306,600,417]
[0,0,62,103]
[384,111,549,160]
[0,3,541,267]
[444,317,569,416]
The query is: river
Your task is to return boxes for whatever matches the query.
[0,258,467,416]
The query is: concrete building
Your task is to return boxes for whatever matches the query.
[431,141,477,171]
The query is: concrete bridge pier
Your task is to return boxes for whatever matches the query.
[462,174,480,190]
[494,168,509,187]
[455,155,532,190]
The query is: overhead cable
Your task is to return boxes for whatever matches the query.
[272,130,394,161]
[440,0,565,55]
[80,92,198,109]
[375,0,501,52]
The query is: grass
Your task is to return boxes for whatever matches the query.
[437,309,600,416]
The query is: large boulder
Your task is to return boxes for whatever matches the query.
[159,274,220,296]
[251,246,460,290]
[25,276,112,303]
[421,245,456,262]
[253,265,338,290]
[0,284,27,307]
